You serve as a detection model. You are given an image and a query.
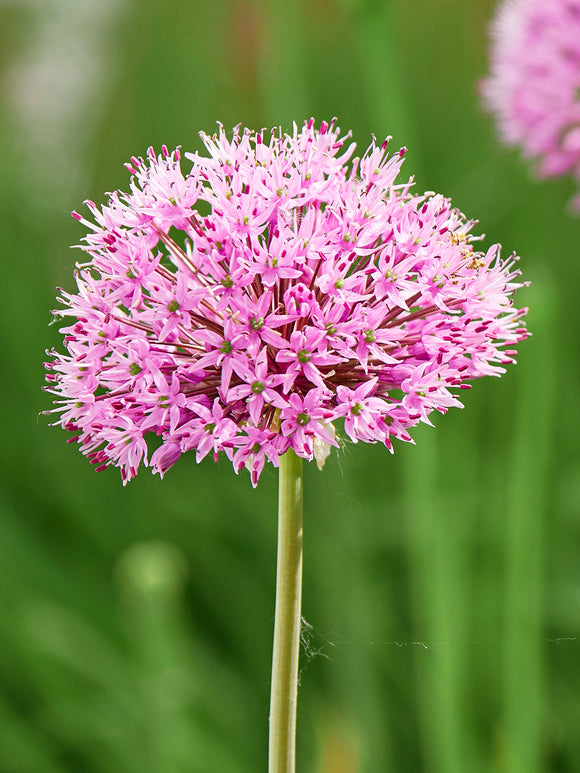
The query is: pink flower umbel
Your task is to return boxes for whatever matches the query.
[481,0,580,210]
[45,120,529,486]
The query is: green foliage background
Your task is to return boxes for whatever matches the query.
[0,0,578,770]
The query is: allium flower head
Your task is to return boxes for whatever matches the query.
[481,0,580,209]
[45,120,529,486]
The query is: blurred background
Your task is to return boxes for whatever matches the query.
[0,0,579,770]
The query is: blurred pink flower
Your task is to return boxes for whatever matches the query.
[481,0,580,209]
[45,120,529,486]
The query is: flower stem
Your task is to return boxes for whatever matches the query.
[269,449,304,773]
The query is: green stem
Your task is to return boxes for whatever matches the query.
[269,449,304,773]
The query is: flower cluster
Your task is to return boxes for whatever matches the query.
[45,120,528,486]
[481,0,580,210]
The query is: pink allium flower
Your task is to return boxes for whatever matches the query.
[481,0,580,209]
[45,120,529,486]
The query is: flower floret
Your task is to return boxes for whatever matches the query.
[482,0,580,209]
[45,120,529,486]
